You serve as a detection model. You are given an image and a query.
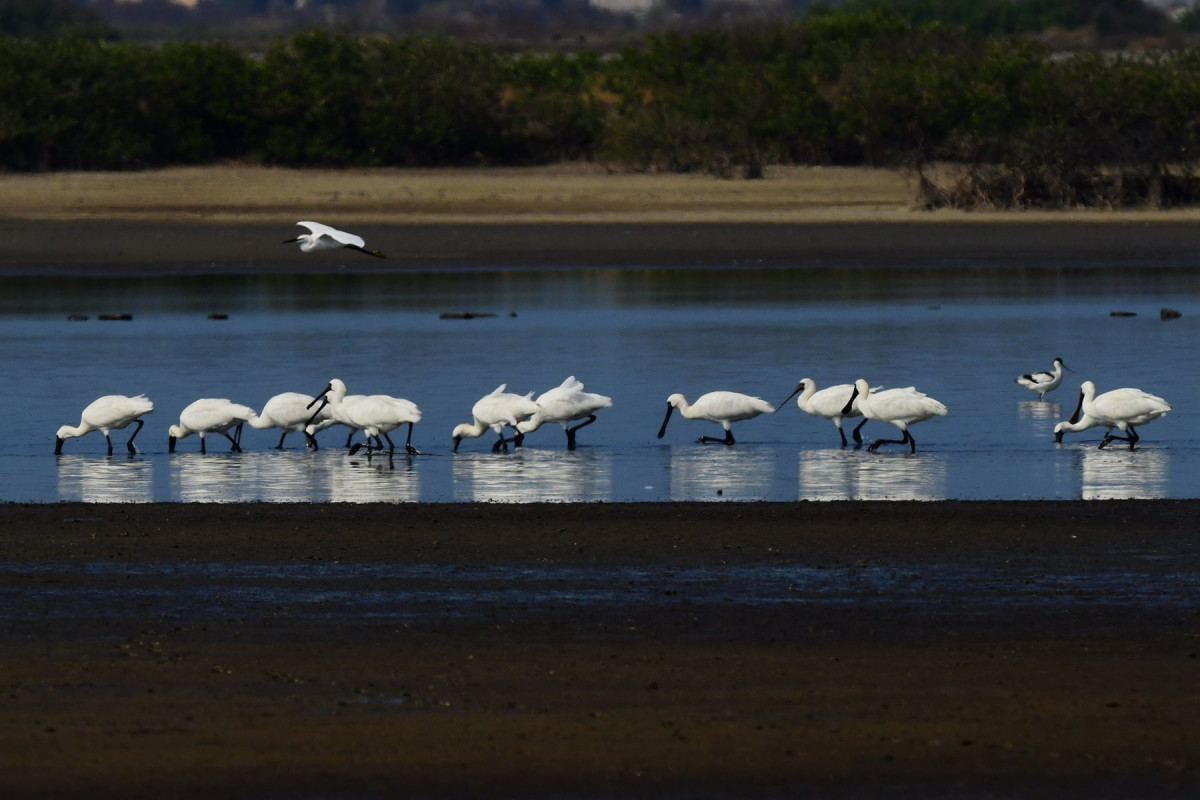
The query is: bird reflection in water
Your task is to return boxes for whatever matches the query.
[1078,447,1169,500]
[799,450,947,501]
[57,455,153,502]
[330,451,419,503]
[452,449,612,503]
[667,446,774,501]
[1017,400,1062,421]
[169,454,255,503]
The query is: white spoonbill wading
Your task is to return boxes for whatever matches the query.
[309,379,422,456]
[247,392,340,450]
[1054,380,1170,450]
[55,394,154,455]
[515,376,613,450]
[657,391,774,445]
[168,398,258,454]
[452,384,541,453]
[841,379,947,453]
[778,379,873,447]
[283,221,385,258]
[1016,357,1069,401]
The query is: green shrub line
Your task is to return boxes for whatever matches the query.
[5,11,1200,208]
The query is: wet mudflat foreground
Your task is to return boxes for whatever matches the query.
[1,500,1197,798]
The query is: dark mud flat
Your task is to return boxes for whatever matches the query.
[0,501,1197,798]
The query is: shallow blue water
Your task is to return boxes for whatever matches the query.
[4,265,1198,502]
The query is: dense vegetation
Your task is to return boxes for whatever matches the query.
[5,9,1200,208]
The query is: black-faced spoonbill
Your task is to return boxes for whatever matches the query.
[452,384,540,453]
[515,376,613,450]
[283,221,384,258]
[778,379,872,447]
[310,379,422,456]
[656,391,774,446]
[841,379,947,453]
[1054,380,1170,450]
[55,394,154,455]
[1016,357,1069,401]
[247,392,340,450]
[168,398,258,454]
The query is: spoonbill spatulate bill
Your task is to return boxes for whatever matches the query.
[1016,357,1069,401]
[309,379,422,456]
[168,398,258,454]
[779,378,872,447]
[1054,380,1170,450]
[452,384,541,453]
[515,376,613,450]
[657,391,774,445]
[55,394,155,455]
[284,221,384,258]
[842,379,947,453]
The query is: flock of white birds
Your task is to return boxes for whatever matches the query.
[48,223,1175,458]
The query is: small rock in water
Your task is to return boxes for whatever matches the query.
[1109,311,1137,317]
[1160,308,1182,320]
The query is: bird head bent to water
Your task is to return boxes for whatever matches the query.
[657,394,687,438]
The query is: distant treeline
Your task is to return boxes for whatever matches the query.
[5,10,1200,208]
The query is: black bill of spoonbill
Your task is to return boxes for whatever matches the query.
[778,378,876,447]
[841,379,947,453]
[168,398,258,454]
[247,392,341,450]
[515,376,613,450]
[310,379,422,456]
[452,384,540,453]
[283,221,384,258]
[1016,357,1070,401]
[1054,380,1170,450]
[656,391,774,446]
[55,394,154,455]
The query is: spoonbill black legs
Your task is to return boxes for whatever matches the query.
[779,379,870,447]
[1054,380,1170,450]
[842,379,947,453]
[55,394,155,455]
[657,391,774,445]
[168,398,258,454]
[1016,357,1070,401]
[309,379,422,456]
[283,221,385,258]
[516,376,613,450]
[452,384,541,453]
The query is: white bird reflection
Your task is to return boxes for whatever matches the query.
[328,452,420,503]
[1078,447,1169,500]
[1018,400,1062,421]
[169,454,259,502]
[667,446,774,501]
[234,451,336,502]
[798,450,947,501]
[56,455,153,503]
[452,449,612,502]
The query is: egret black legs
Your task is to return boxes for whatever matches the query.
[867,429,916,454]
[565,415,597,450]
[125,419,145,454]
[698,429,736,446]
[1099,426,1139,450]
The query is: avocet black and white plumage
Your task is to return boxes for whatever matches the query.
[310,379,422,456]
[1016,357,1069,401]
[1054,380,1170,450]
[168,398,258,454]
[841,379,947,453]
[656,391,774,446]
[452,384,540,453]
[515,376,613,450]
[55,394,155,455]
[779,378,872,447]
[283,221,384,258]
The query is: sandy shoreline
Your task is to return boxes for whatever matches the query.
[2,501,1198,798]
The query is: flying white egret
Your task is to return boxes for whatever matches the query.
[656,391,774,445]
[841,379,947,453]
[246,392,340,450]
[515,376,613,450]
[452,384,540,453]
[283,221,384,258]
[309,379,422,456]
[1016,357,1070,401]
[168,398,258,454]
[1054,380,1170,450]
[55,394,154,455]
[778,378,873,447]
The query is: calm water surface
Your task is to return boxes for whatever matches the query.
[4,264,1199,502]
